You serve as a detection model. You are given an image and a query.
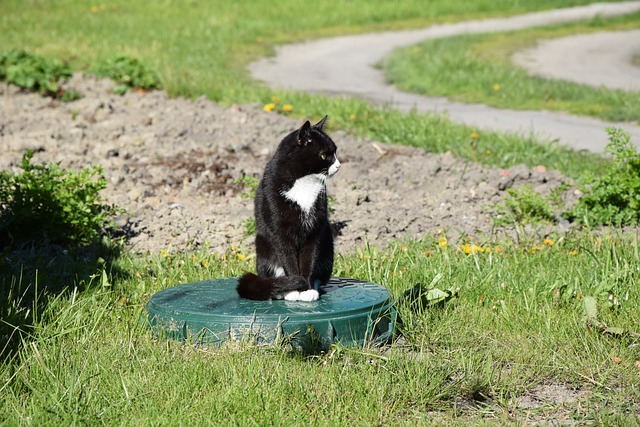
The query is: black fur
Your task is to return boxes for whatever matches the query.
[237,116,339,300]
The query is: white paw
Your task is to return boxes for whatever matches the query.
[298,289,320,302]
[284,291,300,301]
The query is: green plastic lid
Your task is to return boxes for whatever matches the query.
[145,277,396,350]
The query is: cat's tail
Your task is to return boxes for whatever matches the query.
[236,273,312,300]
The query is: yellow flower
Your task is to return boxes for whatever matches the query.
[282,104,293,112]
[438,236,448,248]
[493,83,501,91]
[349,113,357,121]
[470,131,479,139]
[543,239,555,246]
[569,250,578,256]
[159,249,169,257]
[401,244,408,252]
[461,244,484,254]
[200,259,209,268]
[494,245,502,253]
[270,95,281,104]
[263,103,276,112]
[236,253,246,261]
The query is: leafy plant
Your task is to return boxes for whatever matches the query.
[243,217,256,237]
[567,128,640,226]
[235,175,260,199]
[0,49,80,100]
[493,184,556,226]
[0,151,118,247]
[87,55,161,95]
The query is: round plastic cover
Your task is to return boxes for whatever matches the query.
[145,277,396,350]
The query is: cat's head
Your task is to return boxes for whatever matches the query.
[281,115,340,178]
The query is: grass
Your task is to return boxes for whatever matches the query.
[3,1,640,425]
[382,12,640,123]
[2,232,640,424]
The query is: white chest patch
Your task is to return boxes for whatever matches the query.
[282,173,326,214]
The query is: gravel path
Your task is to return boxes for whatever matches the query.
[249,2,640,152]
[512,29,640,92]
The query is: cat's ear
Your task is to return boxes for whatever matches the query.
[296,120,312,145]
[314,115,328,130]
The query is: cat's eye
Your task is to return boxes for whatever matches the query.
[320,153,327,160]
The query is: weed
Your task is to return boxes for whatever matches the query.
[492,184,557,226]
[87,55,161,95]
[234,175,260,199]
[0,151,119,247]
[243,217,256,236]
[567,128,640,226]
[0,49,80,100]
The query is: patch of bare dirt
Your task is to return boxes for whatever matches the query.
[0,74,576,254]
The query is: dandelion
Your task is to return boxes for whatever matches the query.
[282,104,293,112]
[569,250,578,255]
[236,253,246,261]
[461,244,484,254]
[438,236,448,248]
[263,103,276,112]
[543,239,555,246]
[401,244,408,252]
[493,83,501,91]
[200,258,209,268]
[494,245,502,253]
[160,249,169,257]
[470,131,479,139]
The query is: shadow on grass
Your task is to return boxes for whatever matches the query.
[0,233,130,361]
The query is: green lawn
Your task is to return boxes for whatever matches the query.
[2,1,640,425]
[382,12,640,123]
[2,234,639,425]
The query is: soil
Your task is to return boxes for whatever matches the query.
[0,74,576,255]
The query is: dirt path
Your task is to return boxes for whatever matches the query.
[0,75,572,255]
[513,29,640,92]
[249,2,640,152]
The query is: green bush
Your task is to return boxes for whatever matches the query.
[87,55,162,95]
[0,151,118,247]
[0,49,80,100]
[567,128,640,226]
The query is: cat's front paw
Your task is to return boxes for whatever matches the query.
[298,289,320,302]
[283,289,320,302]
[284,291,301,301]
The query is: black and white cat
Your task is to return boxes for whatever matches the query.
[237,116,340,301]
